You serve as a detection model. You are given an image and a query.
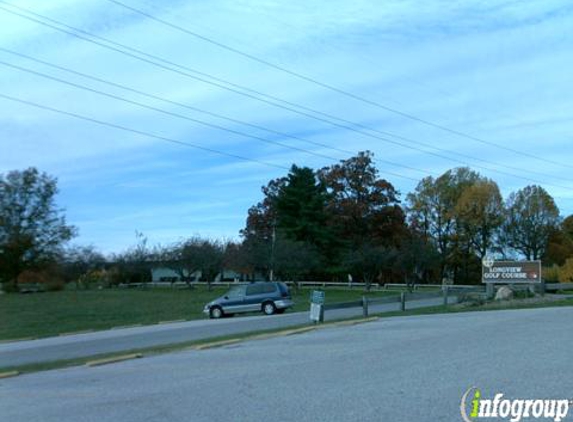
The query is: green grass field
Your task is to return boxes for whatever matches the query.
[0,286,398,341]
[2,295,573,375]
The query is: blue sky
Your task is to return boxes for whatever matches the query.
[1,0,573,253]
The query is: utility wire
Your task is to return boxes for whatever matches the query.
[5,91,567,213]
[0,48,427,177]
[104,0,573,171]
[0,92,425,183]
[2,2,573,186]
[4,47,573,191]
[3,59,573,193]
[2,3,573,191]
[0,59,425,182]
[0,4,444,165]
[0,92,291,170]
[0,61,334,162]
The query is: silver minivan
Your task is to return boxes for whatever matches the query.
[203,282,294,318]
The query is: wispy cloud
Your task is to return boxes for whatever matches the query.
[1,0,573,251]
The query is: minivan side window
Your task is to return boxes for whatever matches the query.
[227,285,246,298]
[246,284,265,296]
[262,284,277,294]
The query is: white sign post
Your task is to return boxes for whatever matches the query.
[309,290,325,323]
[310,303,323,323]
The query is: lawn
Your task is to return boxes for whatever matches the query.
[0,285,398,341]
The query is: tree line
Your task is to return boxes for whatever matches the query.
[1,154,572,292]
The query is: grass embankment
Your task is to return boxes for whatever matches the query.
[0,286,397,341]
[3,296,573,375]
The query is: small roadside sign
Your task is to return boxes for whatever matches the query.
[309,290,325,323]
[309,303,323,323]
[310,290,325,304]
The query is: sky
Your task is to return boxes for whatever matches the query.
[1,0,573,253]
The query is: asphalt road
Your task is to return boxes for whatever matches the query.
[2,306,572,422]
[0,296,450,368]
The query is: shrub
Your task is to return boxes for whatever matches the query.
[457,291,487,306]
[558,258,573,283]
[1,281,18,293]
[16,268,64,292]
[513,288,535,299]
[543,265,560,283]
[45,278,65,292]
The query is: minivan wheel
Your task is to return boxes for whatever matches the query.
[210,306,223,319]
[262,302,276,315]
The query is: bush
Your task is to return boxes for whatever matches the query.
[457,291,487,306]
[45,279,65,292]
[513,289,535,299]
[16,268,64,292]
[1,281,18,293]
[77,269,109,289]
[558,258,573,283]
[17,270,47,285]
[543,265,560,283]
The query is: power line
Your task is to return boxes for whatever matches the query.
[1,3,573,191]
[0,59,423,182]
[4,47,573,199]
[0,48,427,178]
[0,92,292,169]
[0,5,442,167]
[4,62,573,197]
[0,61,340,161]
[1,94,572,213]
[1,2,573,187]
[103,0,573,171]
[255,6,573,155]
[0,92,425,184]
[5,95,568,214]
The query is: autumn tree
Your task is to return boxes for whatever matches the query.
[563,215,573,240]
[503,185,560,260]
[455,179,504,259]
[240,176,286,279]
[543,229,573,266]
[319,151,405,249]
[543,215,573,265]
[558,258,573,283]
[546,214,573,265]
[407,167,482,282]
[242,176,285,242]
[222,241,250,279]
[0,168,76,290]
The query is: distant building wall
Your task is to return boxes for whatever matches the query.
[151,267,200,283]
